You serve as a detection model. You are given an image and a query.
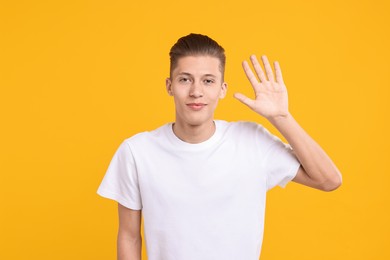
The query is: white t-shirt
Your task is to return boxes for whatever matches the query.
[97,120,300,260]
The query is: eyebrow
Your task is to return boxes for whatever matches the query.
[177,72,192,76]
[177,72,217,78]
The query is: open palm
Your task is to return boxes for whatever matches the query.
[234,55,289,120]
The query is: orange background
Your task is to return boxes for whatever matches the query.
[1,0,389,259]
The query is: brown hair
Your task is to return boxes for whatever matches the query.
[169,33,226,79]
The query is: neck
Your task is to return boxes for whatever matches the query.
[172,120,216,144]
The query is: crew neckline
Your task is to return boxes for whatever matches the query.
[165,120,225,150]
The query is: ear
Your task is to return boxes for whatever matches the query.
[166,78,173,96]
[219,82,228,99]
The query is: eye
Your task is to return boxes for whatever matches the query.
[179,77,191,83]
[204,79,215,85]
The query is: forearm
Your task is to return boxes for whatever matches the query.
[117,234,142,260]
[268,113,342,190]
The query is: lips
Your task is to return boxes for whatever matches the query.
[186,103,207,111]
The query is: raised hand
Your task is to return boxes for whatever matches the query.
[234,55,290,121]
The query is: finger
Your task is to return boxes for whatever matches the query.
[261,55,275,82]
[234,92,256,110]
[274,61,285,85]
[242,61,261,92]
[250,55,267,82]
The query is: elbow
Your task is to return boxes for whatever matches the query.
[320,172,343,192]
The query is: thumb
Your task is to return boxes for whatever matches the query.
[234,92,255,109]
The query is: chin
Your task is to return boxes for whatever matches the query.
[186,118,209,127]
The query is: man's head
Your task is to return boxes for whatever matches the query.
[169,33,226,79]
[166,33,228,129]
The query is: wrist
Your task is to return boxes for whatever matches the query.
[267,112,292,125]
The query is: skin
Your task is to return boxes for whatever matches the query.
[117,204,142,260]
[165,55,228,143]
[117,53,342,259]
[235,55,342,191]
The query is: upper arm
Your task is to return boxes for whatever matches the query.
[117,203,142,239]
[292,165,321,189]
[292,165,341,192]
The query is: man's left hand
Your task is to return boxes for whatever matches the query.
[234,55,290,121]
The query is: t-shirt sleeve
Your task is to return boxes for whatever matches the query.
[97,141,142,210]
[257,125,301,191]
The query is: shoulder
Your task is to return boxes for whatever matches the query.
[218,120,267,136]
[219,120,282,147]
[119,124,172,155]
[122,124,170,144]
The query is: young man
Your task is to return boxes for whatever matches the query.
[97,33,342,260]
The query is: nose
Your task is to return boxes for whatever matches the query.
[189,81,203,98]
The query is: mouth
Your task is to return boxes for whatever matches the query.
[186,103,207,110]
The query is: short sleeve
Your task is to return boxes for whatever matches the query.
[257,126,301,191]
[97,141,142,210]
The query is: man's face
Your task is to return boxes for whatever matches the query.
[166,55,227,128]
